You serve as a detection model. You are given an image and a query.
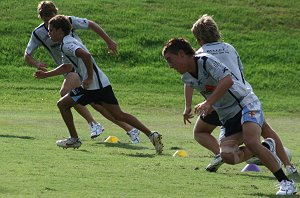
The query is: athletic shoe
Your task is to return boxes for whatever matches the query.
[262,138,282,167]
[286,165,298,176]
[276,180,297,195]
[89,122,104,139]
[149,132,163,154]
[127,128,140,144]
[206,154,224,172]
[56,138,82,149]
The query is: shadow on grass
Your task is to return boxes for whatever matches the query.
[120,152,156,158]
[0,134,35,140]
[244,193,283,198]
[95,142,149,150]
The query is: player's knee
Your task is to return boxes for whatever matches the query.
[220,140,240,165]
[220,152,238,165]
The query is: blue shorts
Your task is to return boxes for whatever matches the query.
[221,100,264,139]
[69,85,119,106]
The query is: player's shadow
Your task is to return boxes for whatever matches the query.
[95,142,149,150]
[236,172,277,181]
[244,193,298,198]
[118,152,156,158]
[0,134,35,140]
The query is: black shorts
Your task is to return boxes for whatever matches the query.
[200,111,222,126]
[223,110,242,137]
[69,85,119,106]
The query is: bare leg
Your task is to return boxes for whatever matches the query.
[220,133,253,164]
[57,94,78,138]
[101,102,152,136]
[261,121,292,166]
[243,122,280,172]
[91,103,134,132]
[194,116,219,155]
[60,72,97,124]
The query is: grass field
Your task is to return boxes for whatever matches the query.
[0,0,300,197]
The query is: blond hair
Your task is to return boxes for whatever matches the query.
[37,1,58,18]
[191,14,221,43]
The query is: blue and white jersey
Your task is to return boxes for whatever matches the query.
[196,42,252,91]
[25,16,89,65]
[182,53,258,124]
[61,35,110,90]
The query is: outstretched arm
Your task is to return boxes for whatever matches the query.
[88,20,118,54]
[34,64,73,79]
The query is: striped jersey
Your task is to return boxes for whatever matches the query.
[61,35,110,90]
[25,16,89,65]
[196,42,252,91]
[181,53,258,124]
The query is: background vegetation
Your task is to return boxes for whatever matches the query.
[0,0,299,197]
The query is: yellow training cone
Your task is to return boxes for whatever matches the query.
[173,150,188,157]
[104,136,119,143]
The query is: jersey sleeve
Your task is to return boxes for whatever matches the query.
[25,32,41,55]
[206,57,232,81]
[69,16,89,30]
[61,41,81,64]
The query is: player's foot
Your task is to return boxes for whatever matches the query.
[89,122,104,139]
[206,154,224,172]
[149,132,163,154]
[56,137,82,149]
[262,138,282,167]
[276,180,297,195]
[286,165,298,176]
[127,128,140,144]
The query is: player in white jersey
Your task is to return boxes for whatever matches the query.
[162,38,297,195]
[185,14,298,175]
[34,15,163,154]
[24,1,140,143]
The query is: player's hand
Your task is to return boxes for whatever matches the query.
[34,70,47,79]
[183,107,194,125]
[82,78,93,89]
[36,62,47,71]
[194,101,213,117]
[107,40,118,55]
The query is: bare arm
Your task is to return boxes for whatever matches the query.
[195,75,233,116]
[88,20,118,54]
[34,64,73,79]
[75,48,93,89]
[183,84,194,124]
[24,52,47,71]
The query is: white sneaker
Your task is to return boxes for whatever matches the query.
[286,165,298,176]
[149,132,163,154]
[89,122,104,139]
[206,154,224,172]
[127,128,140,144]
[262,138,282,167]
[276,180,297,195]
[56,137,82,149]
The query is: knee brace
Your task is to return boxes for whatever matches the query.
[220,140,240,165]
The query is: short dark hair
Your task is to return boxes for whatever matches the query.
[49,15,71,35]
[162,38,195,56]
[37,1,58,18]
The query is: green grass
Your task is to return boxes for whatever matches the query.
[0,0,300,197]
[0,106,300,197]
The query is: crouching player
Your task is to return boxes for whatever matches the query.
[162,38,297,195]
